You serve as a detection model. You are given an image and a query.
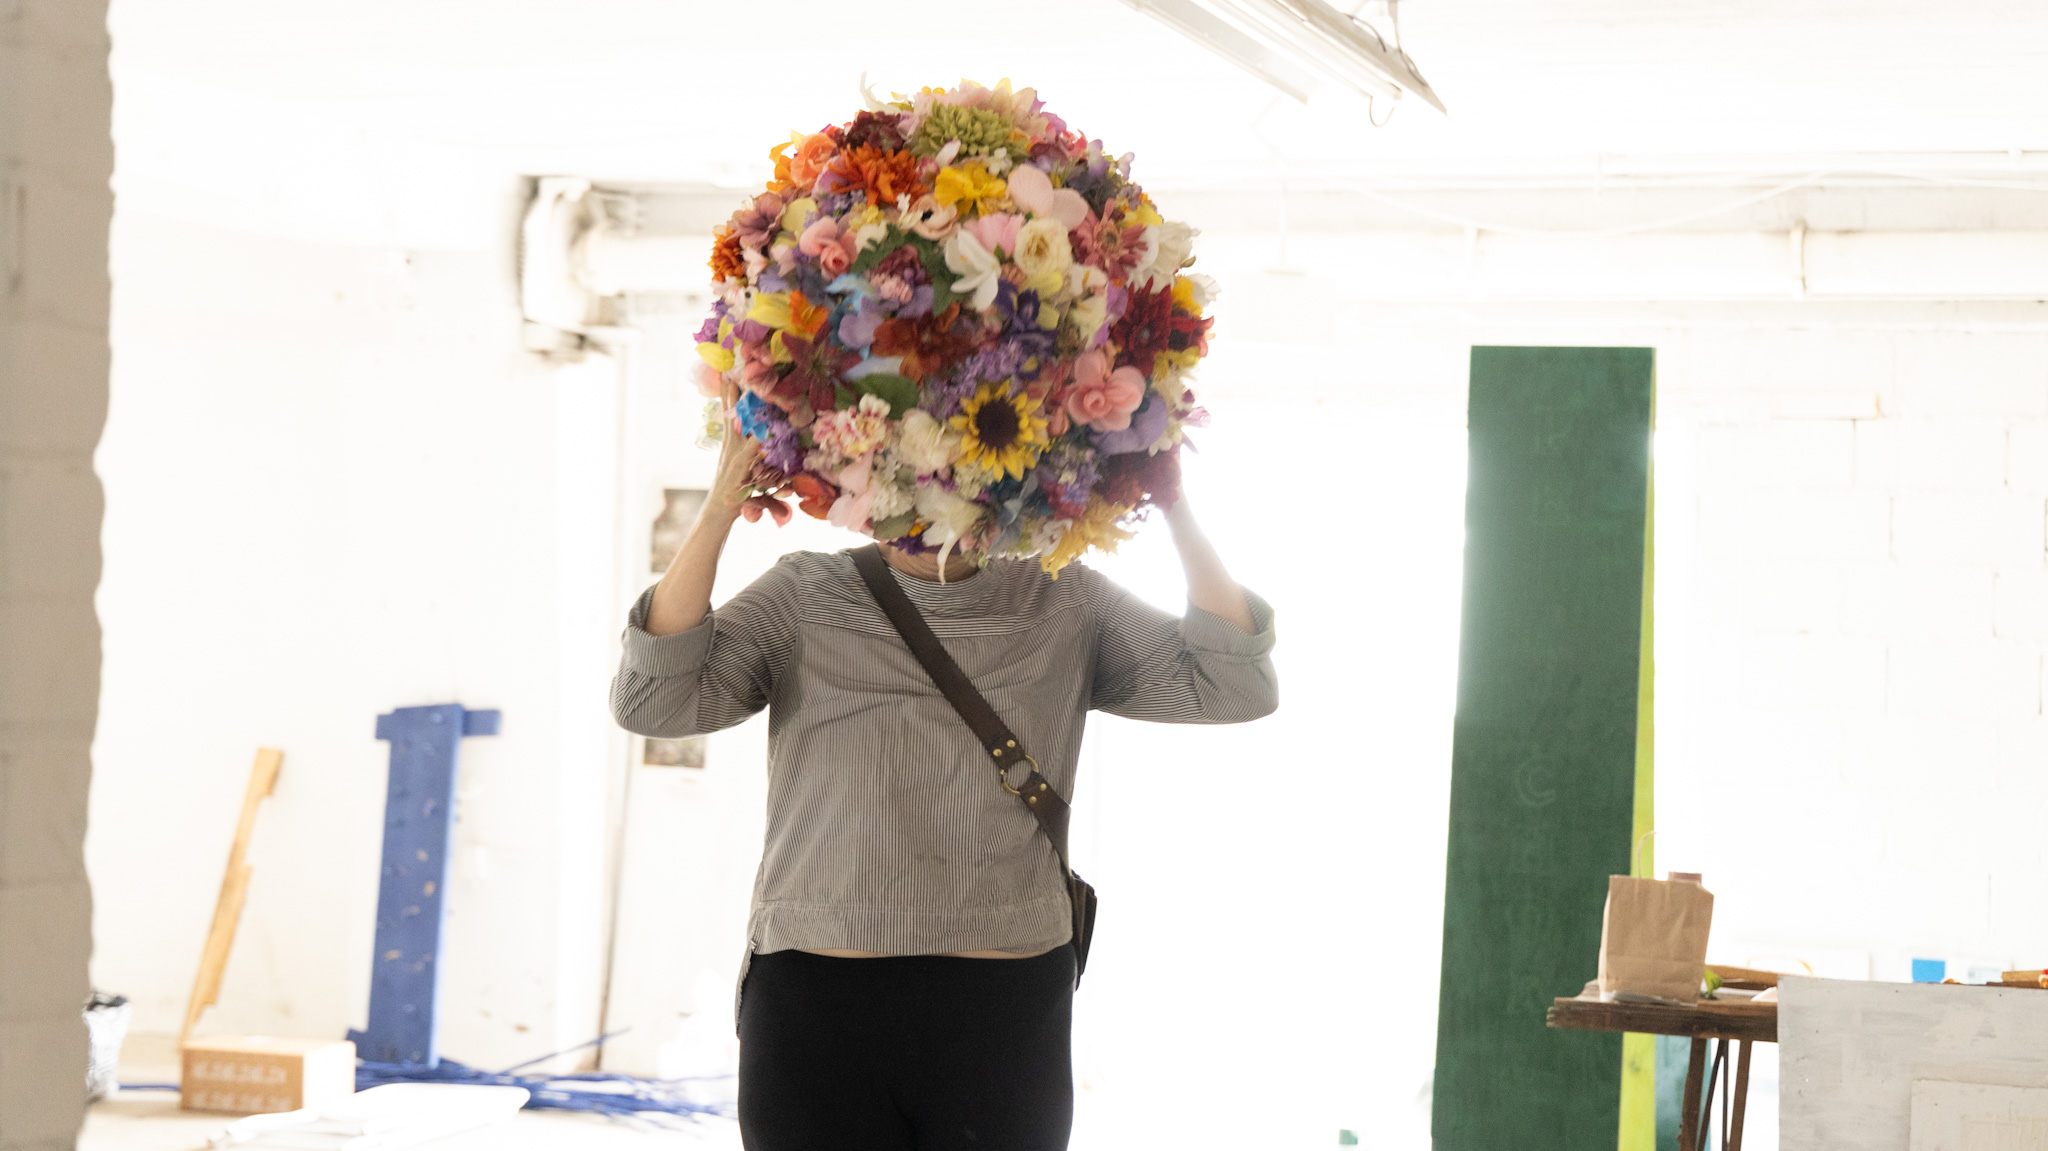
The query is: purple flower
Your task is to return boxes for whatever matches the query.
[694,304,726,344]
[1091,393,1169,455]
[839,301,885,349]
[761,421,804,473]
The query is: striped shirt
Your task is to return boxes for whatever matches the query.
[610,548,1278,962]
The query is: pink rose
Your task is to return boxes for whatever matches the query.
[1063,350,1145,432]
[799,219,857,278]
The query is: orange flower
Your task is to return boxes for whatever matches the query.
[789,132,837,188]
[709,225,745,282]
[791,473,839,520]
[818,144,928,207]
[765,138,799,197]
[787,291,829,340]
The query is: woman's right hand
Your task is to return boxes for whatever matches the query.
[646,382,762,636]
[709,381,764,523]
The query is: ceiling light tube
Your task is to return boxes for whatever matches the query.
[1118,0,1315,102]
[1129,0,1446,114]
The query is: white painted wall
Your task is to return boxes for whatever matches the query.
[82,0,2048,1145]
[90,206,626,1067]
[1653,327,2048,989]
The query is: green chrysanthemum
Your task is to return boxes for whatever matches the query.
[912,105,1024,162]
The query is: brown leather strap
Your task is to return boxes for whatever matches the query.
[849,544,1074,875]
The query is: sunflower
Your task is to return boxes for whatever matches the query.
[950,381,1049,480]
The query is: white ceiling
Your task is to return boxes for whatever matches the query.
[109,0,2048,247]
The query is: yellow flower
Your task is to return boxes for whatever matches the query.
[1041,497,1136,576]
[933,161,1009,217]
[747,291,792,329]
[695,342,734,371]
[779,197,818,235]
[1171,274,1201,315]
[949,381,1048,480]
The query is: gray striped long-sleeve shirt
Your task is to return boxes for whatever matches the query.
[610,548,1278,962]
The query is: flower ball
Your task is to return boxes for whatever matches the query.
[695,79,1214,574]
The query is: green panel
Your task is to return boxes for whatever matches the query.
[1433,347,1654,1151]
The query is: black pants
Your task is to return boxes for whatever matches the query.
[737,946,1076,1151]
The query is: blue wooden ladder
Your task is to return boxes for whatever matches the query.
[347,703,500,1066]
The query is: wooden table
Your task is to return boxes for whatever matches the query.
[1546,992,1777,1151]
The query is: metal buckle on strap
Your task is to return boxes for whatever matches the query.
[999,753,1040,795]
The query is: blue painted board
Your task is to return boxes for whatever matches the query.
[347,703,499,1066]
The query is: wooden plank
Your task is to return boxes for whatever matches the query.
[1435,347,1655,1151]
[1909,1081,2048,1150]
[180,748,283,1046]
[1548,997,1778,1043]
[1781,977,2048,1151]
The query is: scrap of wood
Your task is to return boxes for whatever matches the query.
[180,748,283,1047]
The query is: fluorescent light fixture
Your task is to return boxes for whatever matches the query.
[1121,0,1446,113]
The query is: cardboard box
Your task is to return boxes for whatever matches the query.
[181,1036,356,1114]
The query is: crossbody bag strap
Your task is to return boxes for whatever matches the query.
[849,545,1074,875]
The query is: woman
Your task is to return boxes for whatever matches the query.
[610,411,1278,1151]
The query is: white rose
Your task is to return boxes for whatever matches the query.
[869,473,913,521]
[1139,221,1199,289]
[896,409,961,474]
[915,484,985,548]
[1066,291,1109,344]
[1012,217,1074,281]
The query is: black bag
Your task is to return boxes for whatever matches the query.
[850,545,1098,985]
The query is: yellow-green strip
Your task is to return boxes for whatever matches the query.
[1616,386,1658,1151]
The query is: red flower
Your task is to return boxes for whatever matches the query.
[791,473,839,520]
[1110,286,1174,373]
[872,303,977,381]
[774,332,859,415]
[1096,447,1182,510]
[1072,215,1147,277]
[840,111,908,153]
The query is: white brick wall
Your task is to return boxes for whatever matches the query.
[1670,329,2048,980]
[0,1,111,1146]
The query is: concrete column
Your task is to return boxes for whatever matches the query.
[0,0,112,1147]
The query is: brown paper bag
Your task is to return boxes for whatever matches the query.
[1596,875,1715,1003]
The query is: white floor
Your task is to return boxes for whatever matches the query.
[82,1091,743,1151]
[83,1034,743,1151]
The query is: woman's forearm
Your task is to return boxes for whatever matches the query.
[646,506,742,636]
[1165,499,1255,635]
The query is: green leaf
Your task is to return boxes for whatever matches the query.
[870,512,918,540]
[833,383,860,410]
[849,227,910,275]
[909,236,958,311]
[849,372,920,417]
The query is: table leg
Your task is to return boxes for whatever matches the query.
[1727,1040,1753,1151]
[1717,1040,1730,1149]
[1702,1039,1725,1148]
[1679,1036,1708,1151]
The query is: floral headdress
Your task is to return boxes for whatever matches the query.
[696,79,1213,575]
